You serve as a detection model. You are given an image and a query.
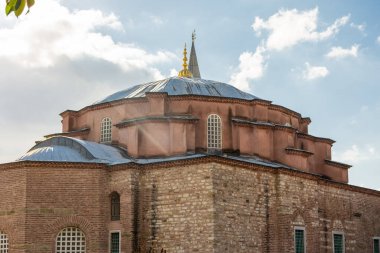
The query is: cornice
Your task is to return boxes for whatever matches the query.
[325,159,352,169]
[115,115,199,128]
[285,147,314,157]
[0,161,106,171]
[297,132,335,145]
[44,127,90,138]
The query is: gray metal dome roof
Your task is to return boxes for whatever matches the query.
[18,136,130,164]
[94,77,258,104]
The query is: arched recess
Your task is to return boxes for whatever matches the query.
[45,216,96,252]
[110,191,121,221]
[55,227,86,253]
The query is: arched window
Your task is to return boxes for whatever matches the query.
[207,114,222,149]
[111,192,120,221]
[0,231,8,253]
[56,227,86,253]
[100,117,112,143]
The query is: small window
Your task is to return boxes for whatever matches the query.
[374,237,380,253]
[110,232,120,253]
[207,114,222,149]
[294,227,305,253]
[100,117,112,143]
[111,192,120,221]
[56,227,86,253]
[333,232,345,253]
[0,231,8,253]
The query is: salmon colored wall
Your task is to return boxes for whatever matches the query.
[59,94,348,183]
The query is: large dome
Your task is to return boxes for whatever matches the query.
[94,76,258,104]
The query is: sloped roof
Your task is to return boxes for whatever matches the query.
[94,76,258,104]
[18,136,130,164]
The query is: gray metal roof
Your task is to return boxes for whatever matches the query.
[94,77,258,104]
[18,137,131,164]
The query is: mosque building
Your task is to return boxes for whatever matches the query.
[0,33,380,253]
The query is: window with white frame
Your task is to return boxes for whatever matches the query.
[56,227,86,253]
[0,231,8,253]
[294,227,305,253]
[110,231,120,253]
[207,114,222,149]
[374,237,380,253]
[333,232,345,253]
[100,117,112,143]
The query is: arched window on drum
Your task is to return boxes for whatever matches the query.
[207,114,222,150]
[100,117,112,143]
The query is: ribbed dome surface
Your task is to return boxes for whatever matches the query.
[94,77,258,104]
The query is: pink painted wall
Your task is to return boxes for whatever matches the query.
[59,94,349,183]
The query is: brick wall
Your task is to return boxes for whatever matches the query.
[0,167,27,253]
[0,160,379,253]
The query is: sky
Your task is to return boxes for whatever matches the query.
[0,0,379,190]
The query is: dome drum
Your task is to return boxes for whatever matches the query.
[55,77,350,183]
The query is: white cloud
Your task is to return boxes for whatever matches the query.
[377,36,380,44]
[252,7,349,51]
[338,145,379,164]
[149,15,166,25]
[169,68,178,77]
[229,46,267,91]
[326,44,359,59]
[0,0,175,79]
[303,62,329,80]
[350,22,365,32]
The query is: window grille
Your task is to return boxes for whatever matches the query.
[110,232,120,253]
[333,233,344,253]
[100,118,112,143]
[374,238,380,253]
[294,228,305,253]
[207,114,222,149]
[0,231,8,253]
[111,192,120,221]
[56,227,86,253]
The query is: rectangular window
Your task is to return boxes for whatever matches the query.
[374,238,380,253]
[110,232,120,253]
[333,232,345,253]
[294,227,305,253]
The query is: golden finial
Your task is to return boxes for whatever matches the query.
[178,43,193,78]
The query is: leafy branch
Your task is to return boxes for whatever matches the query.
[5,0,34,17]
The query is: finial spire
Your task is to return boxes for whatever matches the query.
[178,43,193,78]
[189,30,201,78]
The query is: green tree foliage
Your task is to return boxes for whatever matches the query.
[5,0,34,17]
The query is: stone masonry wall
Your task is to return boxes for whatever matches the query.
[211,162,380,253]
[138,163,215,253]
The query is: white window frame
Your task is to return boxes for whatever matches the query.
[374,237,380,253]
[294,226,306,253]
[109,230,121,253]
[100,117,112,143]
[207,114,222,150]
[0,231,8,253]
[332,231,345,253]
[55,227,86,253]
